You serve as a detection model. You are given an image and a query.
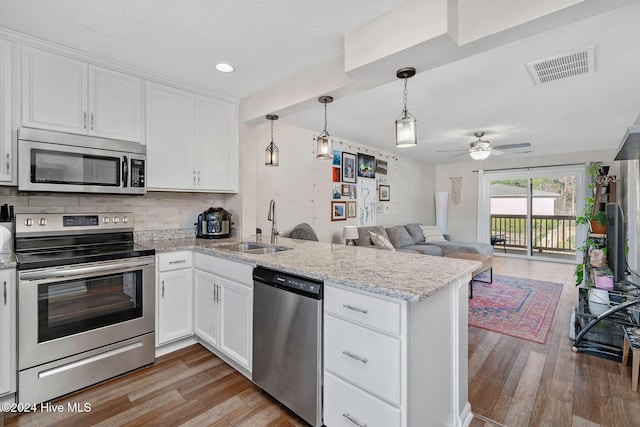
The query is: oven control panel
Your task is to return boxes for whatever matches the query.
[16,212,133,235]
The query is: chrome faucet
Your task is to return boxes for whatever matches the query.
[267,199,279,244]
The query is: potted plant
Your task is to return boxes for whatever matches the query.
[586,161,609,178]
[576,196,607,234]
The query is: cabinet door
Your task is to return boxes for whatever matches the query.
[157,268,193,345]
[88,65,142,142]
[0,38,12,182]
[146,81,196,190]
[219,277,252,371]
[0,269,16,396]
[195,96,238,192]
[22,46,88,133]
[194,269,220,347]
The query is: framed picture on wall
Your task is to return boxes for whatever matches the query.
[332,167,340,182]
[341,152,356,183]
[347,201,356,218]
[333,149,341,166]
[331,201,347,221]
[375,159,388,175]
[357,153,375,178]
[378,184,390,201]
[341,184,351,197]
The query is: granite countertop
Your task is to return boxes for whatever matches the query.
[139,236,481,302]
[0,253,16,269]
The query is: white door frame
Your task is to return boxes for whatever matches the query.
[478,165,586,262]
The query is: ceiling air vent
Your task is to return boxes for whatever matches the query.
[525,46,595,85]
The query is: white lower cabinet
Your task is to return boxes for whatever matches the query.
[324,279,470,427]
[324,315,401,406]
[194,269,219,347]
[0,268,16,397]
[194,253,252,373]
[156,252,194,345]
[324,372,401,427]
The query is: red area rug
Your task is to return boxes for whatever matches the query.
[468,273,563,344]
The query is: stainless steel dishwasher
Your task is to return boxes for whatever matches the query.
[252,266,323,427]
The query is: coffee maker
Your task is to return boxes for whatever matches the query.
[196,207,232,239]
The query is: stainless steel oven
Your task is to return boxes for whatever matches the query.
[15,212,155,404]
[17,127,146,195]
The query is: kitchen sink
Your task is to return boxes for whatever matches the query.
[217,241,291,254]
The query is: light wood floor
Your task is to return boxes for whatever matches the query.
[3,257,640,426]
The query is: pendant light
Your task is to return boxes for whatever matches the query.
[265,114,279,166]
[316,96,334,159]
[395,67,417,148]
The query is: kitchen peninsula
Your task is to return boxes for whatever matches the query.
[143,236,480,427]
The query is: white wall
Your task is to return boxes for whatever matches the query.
[250,122,435,243]
[435,148,619,241]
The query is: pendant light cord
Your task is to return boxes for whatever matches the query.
[403,77,408,113]
[270,119,274,142]
[324,103,328,133]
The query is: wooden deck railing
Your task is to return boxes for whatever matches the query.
[491,214,576,254]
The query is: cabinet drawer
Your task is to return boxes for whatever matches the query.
[194,252,252,285]
[157,251,193,272]
[324,315,401,406]
[325,285,401,336]
[324,372,400,427]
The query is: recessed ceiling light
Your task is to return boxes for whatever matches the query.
[215,63,234,73]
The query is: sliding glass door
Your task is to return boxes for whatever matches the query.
[480,166,585,262]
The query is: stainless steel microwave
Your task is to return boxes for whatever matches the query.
[18,127,146,195]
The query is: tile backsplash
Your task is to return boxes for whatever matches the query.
[0,187,225,232]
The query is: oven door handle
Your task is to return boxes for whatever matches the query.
[19,257,154,283]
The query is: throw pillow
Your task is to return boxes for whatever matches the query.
[385,225,414,248]
[420,225,447,242]
[368,231,396,251]
[405,223,425,243]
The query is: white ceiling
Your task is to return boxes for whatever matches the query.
[1,0,639,164]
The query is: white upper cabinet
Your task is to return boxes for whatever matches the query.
[0,38,12,182]
[88,66,142,141]
[146,81,238,192]
[145,82,196,190]
[21,46,142,142]
[196,96,238,191]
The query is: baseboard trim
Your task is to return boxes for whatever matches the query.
[155,336,198,357]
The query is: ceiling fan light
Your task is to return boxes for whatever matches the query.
[470,149,490,160]
[395,109,417,148]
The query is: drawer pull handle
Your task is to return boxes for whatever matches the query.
[343,304,368,314]
[343,412,367,427]
[342,350,368,364]
[168,260,187,264]
[3,281,6,305]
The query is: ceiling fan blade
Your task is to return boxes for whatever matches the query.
[437,149,470,153]
[493,142,531,150]
[492,149,504,155]
[449,152,469,158]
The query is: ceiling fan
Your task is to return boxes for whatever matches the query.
[438,131,531,160]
